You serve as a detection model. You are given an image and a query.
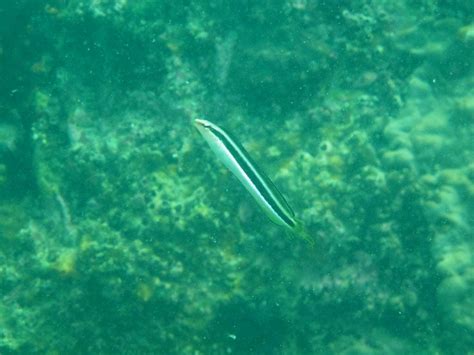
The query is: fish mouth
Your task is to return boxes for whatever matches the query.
[194,118,211,128]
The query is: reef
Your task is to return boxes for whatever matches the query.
[0,0,472,353]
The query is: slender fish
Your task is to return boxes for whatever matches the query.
[194,118,312,244]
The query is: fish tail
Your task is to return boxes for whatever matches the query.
[292,219,315,247]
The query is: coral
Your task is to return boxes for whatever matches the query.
[381,14,474,351]
[0,164,5,191]
[0,0,473,353]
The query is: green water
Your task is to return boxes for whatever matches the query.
[0,1,473,354]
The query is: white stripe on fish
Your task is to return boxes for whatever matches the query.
[194,118,313,244]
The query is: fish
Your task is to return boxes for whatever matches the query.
[194,118,313,245]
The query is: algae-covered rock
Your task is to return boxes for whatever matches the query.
[1,0,473,353]
[382,13,474,350]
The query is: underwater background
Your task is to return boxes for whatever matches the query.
[0,1,473,354]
